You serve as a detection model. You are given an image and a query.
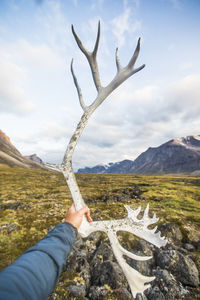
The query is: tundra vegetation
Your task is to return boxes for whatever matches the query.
[0,165,200,299]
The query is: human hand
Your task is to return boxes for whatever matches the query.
[65,204,93,229]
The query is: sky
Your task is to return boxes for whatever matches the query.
[0,0,200,170]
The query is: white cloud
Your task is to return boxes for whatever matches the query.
[1,39,63,70]
[179,62,193,71]
[13,130,66,163]
[17,40,63,69]
[111,8,141,47]
[36,0,72,52]
[0,59,34,115]
[166,74,200,116]
[8,72,199,169]
[41,121,71,140]
[1,0,199,171]
[71,74,200,168]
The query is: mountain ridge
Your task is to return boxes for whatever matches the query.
[0,130,46,169]
[78,135,200,174]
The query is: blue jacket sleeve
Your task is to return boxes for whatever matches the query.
[0,222,77,300]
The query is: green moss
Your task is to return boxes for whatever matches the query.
[0,165,200,298]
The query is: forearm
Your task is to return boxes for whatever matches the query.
[0,222,77,300]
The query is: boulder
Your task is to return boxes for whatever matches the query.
[183,243,195,251]
[90,242,114,269]
[66,250,90,288]
[130,253,155,276]
[135,293,147,300]
[152,268,183,299]
[88,286,110,299]
[183,223,200,243]
[156,249,199,287]
[158,223,182,245]
[112,287,133,299]
[136,240,154,256]
[67,284,86,298]
[91,260,128,289]
[62,222,200,300]
[84,232,103,256]
[146,286,165,300]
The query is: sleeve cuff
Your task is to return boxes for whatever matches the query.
[62,222,78,238]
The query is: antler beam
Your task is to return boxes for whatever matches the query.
[47,22,167,297]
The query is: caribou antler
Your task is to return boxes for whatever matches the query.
[48,22,167,297]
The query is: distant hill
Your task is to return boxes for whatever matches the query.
[78,162,115,174]
[78,135,200,175]
[0,130,46,169]
[24,154,45,165]
[78,160,133,174]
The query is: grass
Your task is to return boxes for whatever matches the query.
[0,165,200,298]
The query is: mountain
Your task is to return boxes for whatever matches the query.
[78,161,134,174]
[78,162,114,173]
[77,135,200,175]
[24,154,45,165]
[0,130,46,169]
[129,135,200,174]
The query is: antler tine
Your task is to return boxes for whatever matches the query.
[93,20,100,56]
[71,22,102,92]
[143,203,149,218]
[131,63,146,76]
[45,162,61,171]
[127,37,146,75]
[71,59,87,112]
[115,47,122,72]
[127,37,141,69]
[71,24,88,57]
[88,20,102,92]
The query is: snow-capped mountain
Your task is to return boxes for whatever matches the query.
[77,135,200,174]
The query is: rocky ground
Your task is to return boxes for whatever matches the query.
[49,222,200,300]
[1,167,199,299]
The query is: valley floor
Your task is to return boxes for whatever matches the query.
[0,165,200,299]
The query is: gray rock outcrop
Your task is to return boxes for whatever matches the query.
[48,222,200,300]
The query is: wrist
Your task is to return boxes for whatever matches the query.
[63,221,78,237]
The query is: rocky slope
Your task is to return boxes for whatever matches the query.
[48,183,200,299]
[0,130,46,169]
[49,222,200,300]
[78,135,200,175]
